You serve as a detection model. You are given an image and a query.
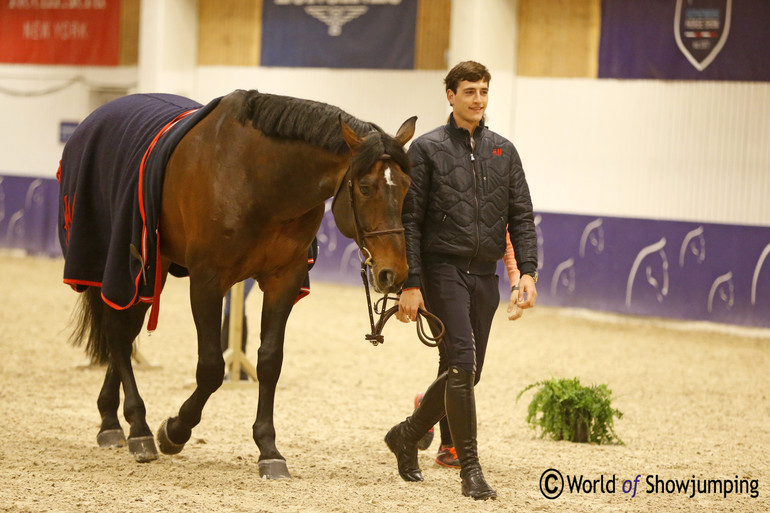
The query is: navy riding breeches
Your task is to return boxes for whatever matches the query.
[421,262,500,381]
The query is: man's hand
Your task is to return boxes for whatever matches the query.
[507,287,524,320]
[516,274,537,310]
[396,288,424,323]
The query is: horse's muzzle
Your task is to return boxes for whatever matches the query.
[373,267,404,294]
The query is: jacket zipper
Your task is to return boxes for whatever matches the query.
[469,150,480,273]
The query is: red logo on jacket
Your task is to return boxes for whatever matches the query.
[492,148,502,156]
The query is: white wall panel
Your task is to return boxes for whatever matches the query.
[0,66,138,178]
[513,77,770,226]
[194,67,449,143]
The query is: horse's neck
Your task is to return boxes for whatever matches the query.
[299,149,351,204]
[260,145,351,221]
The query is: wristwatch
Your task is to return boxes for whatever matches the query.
[523,271,538,284]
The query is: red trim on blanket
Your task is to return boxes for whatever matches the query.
[294,287,311,304]
[64,278,103,288]
[101,292,134,311]
[146,230,163,330]
[62,279,154,312]
[136,108,199,331]
[63,279,136,311]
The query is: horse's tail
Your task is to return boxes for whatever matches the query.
[69,287,111,365]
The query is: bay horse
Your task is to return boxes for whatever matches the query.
[58,89,416,479]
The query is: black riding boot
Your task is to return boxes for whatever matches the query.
[445,366,497,500]
[385,371,447,481]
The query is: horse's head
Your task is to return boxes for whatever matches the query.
[332,116,417,294]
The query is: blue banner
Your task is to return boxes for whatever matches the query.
[599,0,770,81]
[261,0,417,69]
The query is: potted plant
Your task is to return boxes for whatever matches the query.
[516,377,624,444]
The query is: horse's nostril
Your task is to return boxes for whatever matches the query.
[378,269,395,289]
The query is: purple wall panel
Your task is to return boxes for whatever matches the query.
[529,212,770,328]
[3,175,768,328]
[0,175,60,257]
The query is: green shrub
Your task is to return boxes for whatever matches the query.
[516,377,624,445]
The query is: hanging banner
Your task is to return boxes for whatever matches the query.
[261,0,417,69]
[0,0,120,66]
[674,0,731,72]
[598,0,770,81]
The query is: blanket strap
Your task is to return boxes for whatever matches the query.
[147,232,163,331]
[140,108,199,332]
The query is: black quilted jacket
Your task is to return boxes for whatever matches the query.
[402,115,538,289]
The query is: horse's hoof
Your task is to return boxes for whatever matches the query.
[258,459,292,480]
[128,436,158,463]
[96,428,126,448]
[157,418,185,455]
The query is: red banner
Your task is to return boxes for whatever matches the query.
[0,1,120,66]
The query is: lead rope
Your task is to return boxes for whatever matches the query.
[359,249,382,344]
[359,253,445,347]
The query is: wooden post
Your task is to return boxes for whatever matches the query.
[221,280,258,386]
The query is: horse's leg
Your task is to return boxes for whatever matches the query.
[157,271,224,455]
[253,273,306,479]
[102,302,158,462]
[95,363,126,448]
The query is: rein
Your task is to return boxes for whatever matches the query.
[359,256,445,348]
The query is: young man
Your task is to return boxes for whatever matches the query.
[385,61,539,500]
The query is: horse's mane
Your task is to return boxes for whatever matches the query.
[235,89,410,175]
[235,89,378,155]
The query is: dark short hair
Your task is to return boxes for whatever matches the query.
[444,61,491,93]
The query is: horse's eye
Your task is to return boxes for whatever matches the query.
[358,181,372,196]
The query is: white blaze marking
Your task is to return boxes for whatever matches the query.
[384,165,395,186]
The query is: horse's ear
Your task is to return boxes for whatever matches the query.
[395,116,417,146]
[340,118,363,152]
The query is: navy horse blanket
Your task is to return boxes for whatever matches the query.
[58,93,221,329]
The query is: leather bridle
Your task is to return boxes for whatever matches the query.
[331,153,445,348]
[332,153,404,250]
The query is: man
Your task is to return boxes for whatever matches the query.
[384,61,538,500]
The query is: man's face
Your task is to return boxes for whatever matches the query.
[447,79,489,132]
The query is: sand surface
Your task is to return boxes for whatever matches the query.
[1,252,768,512]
